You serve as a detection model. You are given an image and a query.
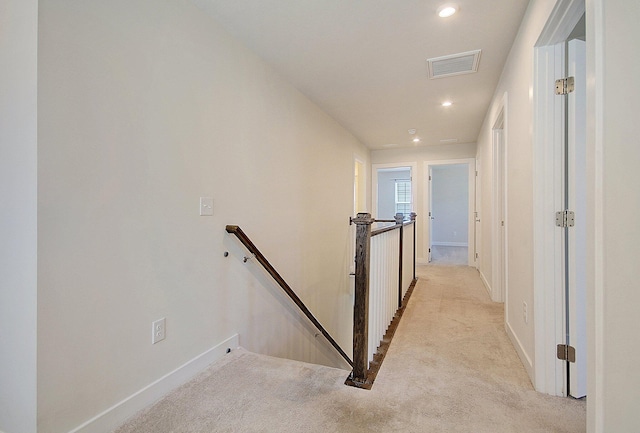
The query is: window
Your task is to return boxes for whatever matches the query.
[395,180,412,218]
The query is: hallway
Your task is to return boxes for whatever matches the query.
[115,265,585,432]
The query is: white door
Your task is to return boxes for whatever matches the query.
[428,166,433,262]
[566,38,587,399]
[493,122,506,303]
[474,160,480,268]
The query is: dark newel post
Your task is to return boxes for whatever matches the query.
[395,213,404,308]
[352,212,374,383]
[410,212,417,281]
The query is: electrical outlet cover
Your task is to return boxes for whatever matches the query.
[152,318,166,344]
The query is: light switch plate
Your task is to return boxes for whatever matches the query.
[200,197,213,216]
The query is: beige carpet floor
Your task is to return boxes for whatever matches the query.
[115,265,585,432]
[430,245,468,265]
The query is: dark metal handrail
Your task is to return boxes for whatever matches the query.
[225,225,353,367]
[371,219,415,237]
[351,214,414,237]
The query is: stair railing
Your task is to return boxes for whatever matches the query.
[225,225,353,367]
[347,212,418,388]
[227,214,417,389]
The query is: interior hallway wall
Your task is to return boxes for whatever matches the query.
[0,0,38,432]
[475,0,561,381]
[587,0,640,431]
[36,1,369,431]
[372,143,476,262]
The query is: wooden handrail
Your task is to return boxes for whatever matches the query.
[225,225,353,367]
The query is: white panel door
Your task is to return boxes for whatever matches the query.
[566,38,587,399]
[428,166,433,263]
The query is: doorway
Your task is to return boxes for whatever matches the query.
[424,159,476,266]
[429,164,468,265]
[492,104,507,303]
[353,158,366,215]
[372,162,417,225]
[533,0,586,399]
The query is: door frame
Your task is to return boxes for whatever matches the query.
[428,165,434,263]
[350,155,368,277]
[371,162,417,220]
[532,0,585,397]
[492,96,508,303]
[353,155,368,215]
[423,159,476,267]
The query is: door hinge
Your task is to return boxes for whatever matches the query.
[557,344,576,362]
[555,76,575,95]
[555,210,575,227]
[475,252,479,259]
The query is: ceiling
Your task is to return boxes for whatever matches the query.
[192,0,530,149]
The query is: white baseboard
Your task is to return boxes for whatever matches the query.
[505,321,534,383]
[69,334,239,433]
[479,270,492,298]
[431,242,468,247]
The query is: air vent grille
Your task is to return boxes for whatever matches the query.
[427,50,482,79]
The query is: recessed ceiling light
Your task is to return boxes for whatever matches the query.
[442,101,453,107]
[412,137,421,143]
[438,5,458,18]
[408,129,417,135]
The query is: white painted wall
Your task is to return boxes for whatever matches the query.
[587,1,640,431]
[476,0,559,380]
[36,1,368,431]
[0,1,38,432]
[372,143,476,262]
[431,165,468,245]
